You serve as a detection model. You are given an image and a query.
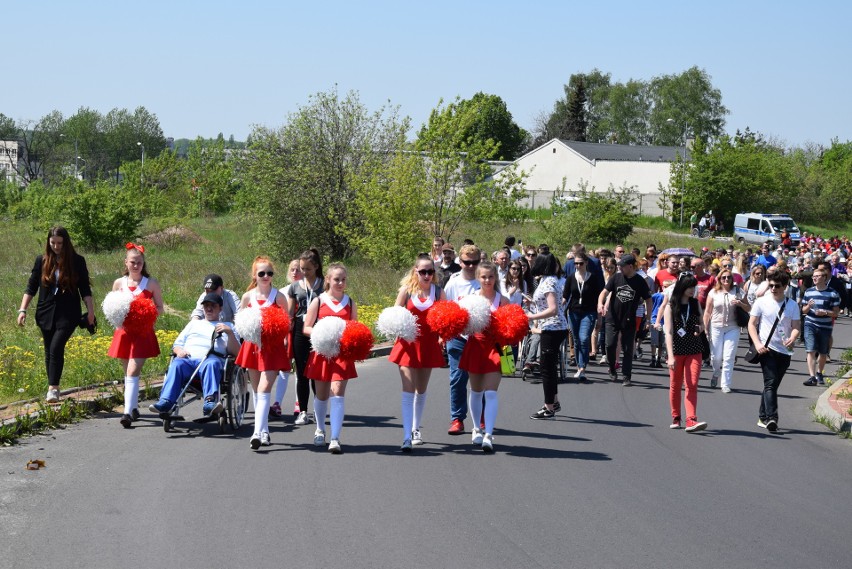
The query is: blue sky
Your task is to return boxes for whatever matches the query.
[5,0,849,148]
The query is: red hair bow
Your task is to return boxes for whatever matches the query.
[125,242,145,254]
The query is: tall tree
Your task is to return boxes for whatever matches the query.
[608,79,651,145]
[242,87,408,259]
[563,77,588,141]
[649,66,728,145]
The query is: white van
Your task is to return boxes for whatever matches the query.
[733,213,801,246]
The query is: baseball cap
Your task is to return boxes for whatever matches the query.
[201,293,223,306]
[442,244,455,252]
[203,274,223,290]
[617,253,636,267]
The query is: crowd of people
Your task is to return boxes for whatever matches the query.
[17,227,851,453]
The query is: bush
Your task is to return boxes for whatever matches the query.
[547,187,638,251]
[64,181,140,250]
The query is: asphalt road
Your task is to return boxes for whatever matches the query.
[2,320,851,569]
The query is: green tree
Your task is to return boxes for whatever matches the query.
[609,79,651,145]
[547,184,638,249]
[650,66,728,145]
[455,93,528,159]
[185,137,237,215]
[563,77,588,141]
[241,87,408,260]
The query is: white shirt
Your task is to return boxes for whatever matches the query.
[751,295,799,355]
[173,319,237,360]
[444,273,480,301]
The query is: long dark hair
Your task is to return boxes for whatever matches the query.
[531,252,561,278]
[41,226,79,292]
[670,273,698,325]
[299,248,323,281]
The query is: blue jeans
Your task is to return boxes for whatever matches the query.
[159,356,225,404]
[568,310,596,370]
[447,336,468,421]
[803,322,832,355]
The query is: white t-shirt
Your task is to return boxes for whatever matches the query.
[751,295,799,355]
[444,273,480,302]
[173,319,237,360]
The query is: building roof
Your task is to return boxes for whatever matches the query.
[558,139,689,162]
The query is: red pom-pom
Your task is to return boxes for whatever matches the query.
[339,321,374,362]
[426,300,469,341]
[123,297,158,335]
[489,304,529,345]
[261,305,290,347]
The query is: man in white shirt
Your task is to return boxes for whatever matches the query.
[444,244,482,435]
[151,293,240,416]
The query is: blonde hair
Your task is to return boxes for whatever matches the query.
[400,254,435,297]
[459,244,481,260]
[714,269,734,291]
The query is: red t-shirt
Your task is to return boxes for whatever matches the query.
[654,269,678,292]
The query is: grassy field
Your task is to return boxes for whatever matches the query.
[0,213,766,406]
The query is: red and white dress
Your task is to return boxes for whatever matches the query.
[305,293,357,382]
[107,277,160,359]
[388,285,445,368]
[459,293,502,374]
[235,288,291,372]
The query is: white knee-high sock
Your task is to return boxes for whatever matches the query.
[274,371,289,404]
[401,392,415,438]
[124,376,140,413]
[330,396,345,440]
[255,392,271,435]
[468,390,483,432]
[314,398,328,430]
[484,390,499,435]
[413,392,427,431]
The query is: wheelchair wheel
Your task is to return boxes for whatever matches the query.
[558,336,570,382]
[228,366,249,430]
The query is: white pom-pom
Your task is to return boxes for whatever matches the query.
[459,295,491,335]
[102,291,131,329]
[235,306,263,348]
[377,306,419,342]
[311,316,347,358]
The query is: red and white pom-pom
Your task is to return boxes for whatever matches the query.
[377,306,419,342]
[261,305,290,347]
[235,306,263,347]
[311,316,347,359]
[489,304,530,345]
[102,291,131,329]
[122,296,158,335]
[339,321,375,362]
[459,295,491,335]
[426,300,469,341]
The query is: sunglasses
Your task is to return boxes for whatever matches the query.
[525,253,537,258]
[719,276,732,281]
[509,266,521,271]
[768,283,783,289]
[257,271,274,278]
[417,269,435,276]
[462,259,481,267]
[722,264,732,268]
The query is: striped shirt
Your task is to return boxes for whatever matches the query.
[801,286,840,329]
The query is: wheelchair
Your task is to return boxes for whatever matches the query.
[155,348,250,434]
[516,326,571,383]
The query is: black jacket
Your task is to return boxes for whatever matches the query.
[25,254,93,330]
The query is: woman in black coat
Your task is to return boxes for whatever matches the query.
[17,227,95,403]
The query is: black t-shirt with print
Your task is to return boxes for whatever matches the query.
[604,272,651,329]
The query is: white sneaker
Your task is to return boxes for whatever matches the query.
[328,439,342,454]
[411,429,424,446]
[574,369,582,378]
[471,427,483,445]
[45,389,60,403]
[721,386,731,393]
[260,431,271,446]
[598,355,607,365]
[482,433,494,453]
[313,429,326,446]
[295,411,309,425]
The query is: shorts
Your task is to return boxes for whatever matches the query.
[803,322,832,355]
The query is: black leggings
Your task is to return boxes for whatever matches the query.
[540,329,567,405]
[40,325,77,387]
[292,328,315,410]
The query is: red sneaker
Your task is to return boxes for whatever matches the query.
[685,418,707,433]
[447,418,464,435]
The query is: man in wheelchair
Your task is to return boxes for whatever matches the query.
[150,293,240,416]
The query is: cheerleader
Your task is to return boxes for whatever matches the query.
[271,259,302,418]
[459,261,508,452]
[107,243,164,428]
[235,257,290,450]
[303,263,357,454]
[388,254,447,451]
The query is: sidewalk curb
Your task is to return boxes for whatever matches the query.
[814,370,852,433]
